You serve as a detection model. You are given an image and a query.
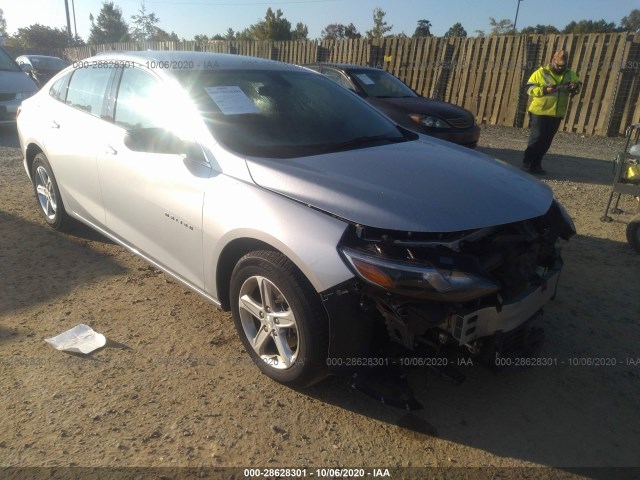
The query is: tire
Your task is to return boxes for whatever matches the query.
[626,216,640,254]
[31,153,71,231]
[230,250,329,387]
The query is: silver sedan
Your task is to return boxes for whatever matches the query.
[17,51,574,386]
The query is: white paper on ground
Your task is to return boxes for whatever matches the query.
[45,324,106,354]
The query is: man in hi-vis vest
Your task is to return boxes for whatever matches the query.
[523,50,581,175]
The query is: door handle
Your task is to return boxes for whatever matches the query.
[51,120,60,129]
[105,145,118,155]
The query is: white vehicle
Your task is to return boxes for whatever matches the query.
[17,51,575,386]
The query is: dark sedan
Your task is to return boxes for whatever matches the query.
[15,55,69,88]
[305,63,480,148]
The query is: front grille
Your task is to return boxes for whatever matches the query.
[0,93,16,103]
[446,117,473,129]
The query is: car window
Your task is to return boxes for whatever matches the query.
[49,74,70,103]
[175,69,407,158]
[0,47,20,72]
[66,66,113,118]
[322,68,354,91]
[349,70,417,98]
[114,68,162,130]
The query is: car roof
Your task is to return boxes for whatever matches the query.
[94,51,302,73]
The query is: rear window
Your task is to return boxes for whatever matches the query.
[65,67,113,118]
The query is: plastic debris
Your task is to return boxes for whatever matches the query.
[45,324,106,354]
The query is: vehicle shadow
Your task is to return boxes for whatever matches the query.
[0,210,126,319]
[0,125,20,148]
[478,146,615,187]
[304,233,640,478]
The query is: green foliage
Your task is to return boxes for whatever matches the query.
[89,2,130,44]
[620,9,640,32]
[320,23,361,40]
[563,19,618,33]
[444,22,467,38]
[366,8,393,38]
[519,24,560,34]
[292,22,308,40]
[0,8,7,37]
[251,8,292,41]
[6,23,73,49]
[413,19,432,37]
[130,2,160,42]
[489,17,514,35]
[154,28,180,42]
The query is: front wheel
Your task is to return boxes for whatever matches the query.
[626,216,640,253]
[31,153,71,230]
[230,250,329,387]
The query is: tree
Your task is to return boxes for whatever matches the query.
[474,30,486,38]
[519,24,559,34]
[563,19,617,33]
[620,9,640,32]
[320,23,361,40]
[193,34,209,43]
[7,24,72,50]
[224,28,235,40]
[154,28,179,42]
[0,8,7,37]
[251,8,292,41]
[413,19,432,37]
[130,1,160,42]
[488,17,514,35]
[366,7,392,38]
[444,22,467,38]
[235,28,254,41]
[292,22,308,40]
[89,2,130,44]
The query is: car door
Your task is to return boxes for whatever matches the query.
[42,66,116,227]
[97,66,210,288]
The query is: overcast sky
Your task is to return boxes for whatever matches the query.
[2,0,638,40]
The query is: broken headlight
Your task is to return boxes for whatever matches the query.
[339,246,499,302]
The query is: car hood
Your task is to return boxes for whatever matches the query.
[0,70,38,93]
[245,139,553,232]
[368,97,473,120]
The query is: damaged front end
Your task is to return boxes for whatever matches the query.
[325,200,575,369]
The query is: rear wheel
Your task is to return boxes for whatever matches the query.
[230,250,329,387]
[31,153,71,230]
[626,216,640,253]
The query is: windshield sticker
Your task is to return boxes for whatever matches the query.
[204,86,259,115]
[356,74,375,85]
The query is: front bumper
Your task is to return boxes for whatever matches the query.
[447,261,562,345]
[425,124,481,148]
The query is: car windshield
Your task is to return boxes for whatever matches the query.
[28,56,69,70]
[175,69,409,158]
[348,70,417,98]
[0,48,20,72]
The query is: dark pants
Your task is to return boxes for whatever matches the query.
[523,114,562,169]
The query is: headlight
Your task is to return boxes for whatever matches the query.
[16,91,36,101]
[409,114,451,129]
[339,247,499,302]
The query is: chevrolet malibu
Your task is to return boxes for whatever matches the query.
[17,52,574,387]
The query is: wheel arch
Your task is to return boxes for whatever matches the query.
[25,143,44,180]
[215,237,275,311]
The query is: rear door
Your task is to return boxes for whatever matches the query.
[42,66,117,227]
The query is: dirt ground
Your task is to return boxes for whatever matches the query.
[1,124,639,480]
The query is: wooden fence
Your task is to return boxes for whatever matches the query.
[13,33,640,136]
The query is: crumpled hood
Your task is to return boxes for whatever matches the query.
[246,138,553,232]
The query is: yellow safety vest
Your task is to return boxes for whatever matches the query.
[527,65,581,118]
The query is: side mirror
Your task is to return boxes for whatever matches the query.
[124,128,187,154]
[124,128,206,163]
[20,64,33,74]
